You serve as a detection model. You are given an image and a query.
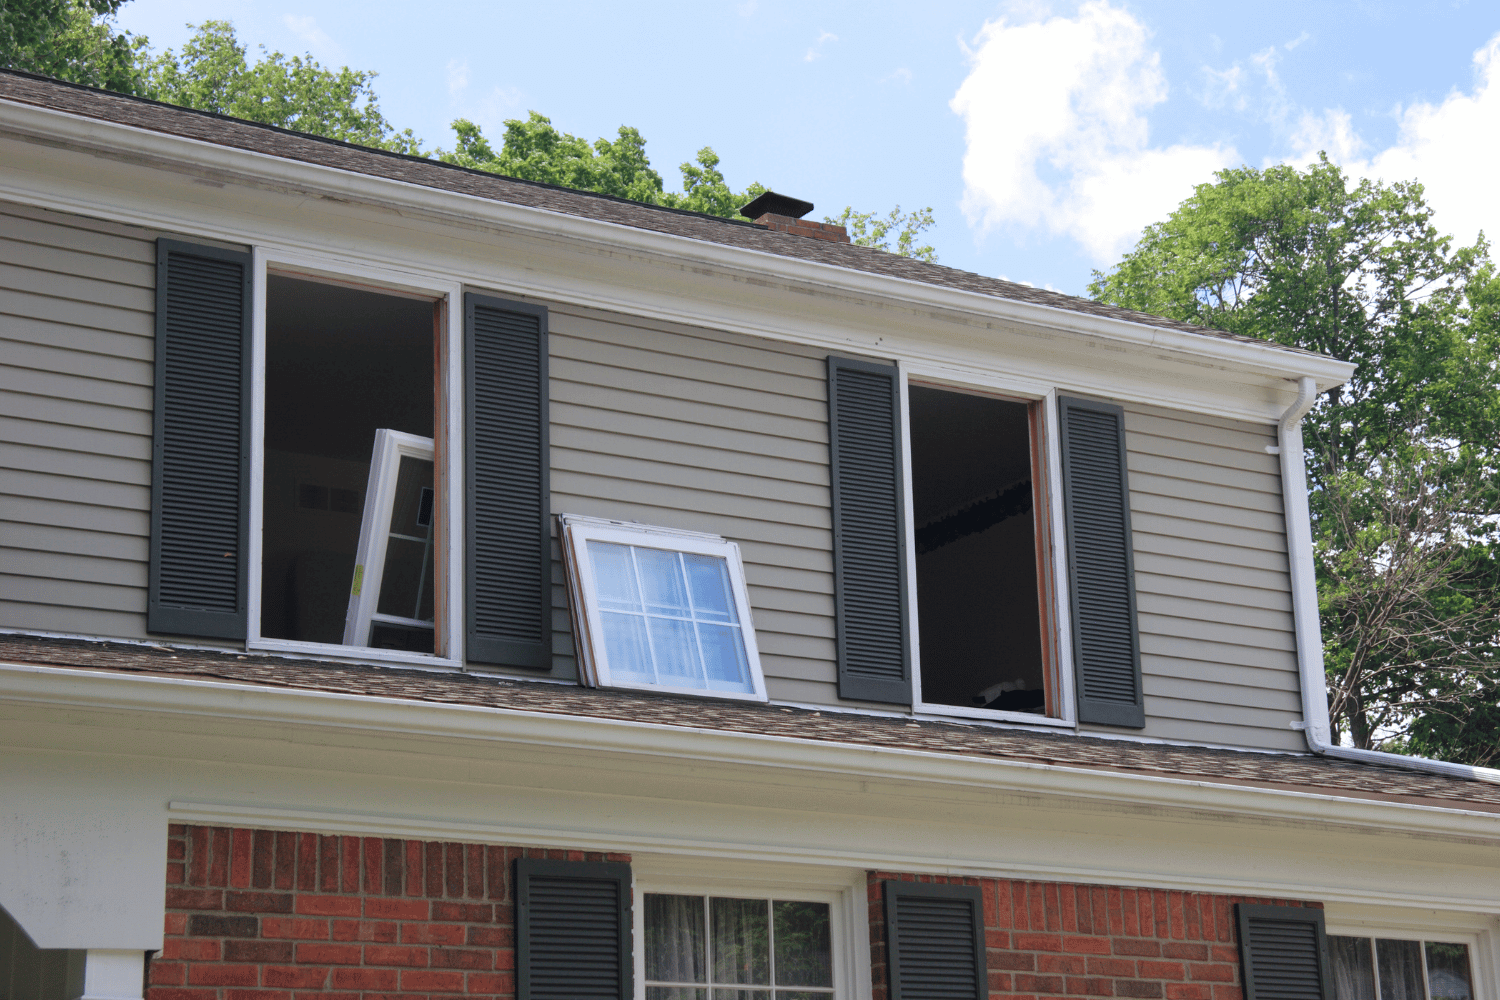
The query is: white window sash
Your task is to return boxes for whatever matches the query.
[343,429,436,648]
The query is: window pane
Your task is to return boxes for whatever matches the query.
[713,991,771,1000]
[368,621,434,653]
[699,623,751,692]
[648,989,708,1000]
[600,612,652,682]
[776,993,834,1000]
[773,901,832,988]
[649,616,705,686]
[638,547,692,616]
[1329,936,1376,1000]
[589,542,642,612]
[685,553,738,623]
[375,456,435,622]
[646,894,706,985]
[713,898,770,986]
[1425,943,1473,1000]
[1378,940,1426,1000]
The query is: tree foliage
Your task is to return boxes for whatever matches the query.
[0,0,148,93]
[142,21,422,154]
[825,205,938,263]
[1090,155,1500,763]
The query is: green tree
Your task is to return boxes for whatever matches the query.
[825,205,937,263]
[142,21,422,154]
[0,0,148,93]
[1090,155,1500,762]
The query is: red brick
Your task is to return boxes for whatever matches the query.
[467,925,510,948]
[332,967,400,990]
[363,836,383,894]
[223,992,291,1000]
[1189,964,1236,983]
[168,838,187,860]
[1061,884,1080,934]
[296,894,361,917]
[1213,986,1244,1000]
[466,972,514,993]
[341,835,361,893]
[296,832,317,892]
[262,966,330,989]
[407,840,425,897]
[1165,985,1213,1000]
[367,897,429,920]
[260,916,330,940]
[432,901,494,922]
[164,912,188,935]
[402,922,466,945]
[169,823,187,836]
[985,929,1012,950]
[367,945,430,966]
[1087,958,1138,977]
[1164,943,1209,961]
[1067,976,1115,995]
[403,969,465,992]
[1169,893,1186,940]
[432,947,493,970]
[1016,933,1064,952]
[161,939,220,961]
[1044,882,1062,932]
[274,830,297,890]
[230,828,253,888]
[187,915,258,938]
[188,964,259,987]
[1115,939,1162,958]
[426,841,444,896]
[1017,974,1066,993]
[332,919,398,942]
[295,941,362,964]
[466,843,484,898]
[1064,935,1113,955]
[149,961,184,985]
[226,890,293,913]
[166,888,224,910]
[252,829,274,888]
[146,990,218,1000]
[1211,946,1239,964]
[1116,981,1165,998]
[991,953,1037,972]
[318,835,339,893]
[186,826,209,886]
[166,862,186,884]
[1138,961,1187,980]
[223,941,294,963]
[990,971,1015,991]
[486,845,506,901]
[209,827,231,887]
[1040,955,1088,975]
[1122,888,1140,938]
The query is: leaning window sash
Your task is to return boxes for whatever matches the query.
[344,428,437,648]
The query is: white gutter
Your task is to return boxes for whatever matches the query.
[1278,376,1500,784]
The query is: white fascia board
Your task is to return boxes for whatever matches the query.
[0,97,1356,395]
[3,661,1498,841]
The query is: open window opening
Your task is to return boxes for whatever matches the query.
[259,274,440,653]
[908,383,1054,716]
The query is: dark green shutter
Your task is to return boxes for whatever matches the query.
[516,858,631,1000]
[884,881,986,1000]
[1058,395,1144,728]
[827,356,911,703]
[1236,904,1330,1000]
[465,293,551,668]
[148,239,251,639]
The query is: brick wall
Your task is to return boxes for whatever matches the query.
[149,823,628,1000]
[867,872,1322,1000]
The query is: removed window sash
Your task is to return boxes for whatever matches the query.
[343,428,437,649]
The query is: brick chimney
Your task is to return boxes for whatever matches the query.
[739,191,850,244]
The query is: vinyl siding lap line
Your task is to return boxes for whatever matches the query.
[0,441,148,486]
[549,404,828,457]
[0,415,151,461]
[1138,614,1297,653]
[1131,533,1290,573]
[1124,410,1278,449]
[1128,472,1286,513]
[0,573,144,613]
[1142,655,1300,691]
[548,308,829,369]
[1131,494,1288,534]
[549,476,831,533]
[0,238,154,288]
[551,426,828,486]
[0,468,147,510]
[549,335,827,399]
[1131,512,1286,548]
[0,335,155,384]
[1140,635,1296,672]
[1136,592,1293,631]
[0,318,155,361]
[0,290,152,338]
[0,494,147,535]
[1,546,145,587]
[1134,577,1292,615]
[1126,436,1281,476]
[0,209,158,263]
[0,260,155,313]
[549,359,827,420]
[0,521,146,561]
[550,386,825,443]
[0,393,152,436]
[1133,556,1291,592]
[0,368,152,412]
[552,448,829,508]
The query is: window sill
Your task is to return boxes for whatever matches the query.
[605,678,770,703]
[247,638,462,672]
[913,701,1075,728]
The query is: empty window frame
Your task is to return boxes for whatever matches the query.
[559,514,767,701]
[1329,936,1476,1000]
[905,381,1061,720]
[250,265,460,664]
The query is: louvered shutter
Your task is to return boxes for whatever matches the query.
[516,858,631,1000]
[884,881,986,1000]
[1236,904,1330,1000]
[465,294,551,668]
[1058,395,1144,728]
[827,356,911,703]
[148,239,251,639]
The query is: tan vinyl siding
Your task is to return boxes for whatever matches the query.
[0,202,172,641]
[540,304,845,701]
[1112,402,1303,751]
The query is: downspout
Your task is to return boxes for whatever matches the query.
[1278,376,1500,784]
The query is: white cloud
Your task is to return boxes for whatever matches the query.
[950,1,1237,263]
[1290,31,1500,249]
[446,58,469,97]
[282,14,342,63]
[737,0,757,16]
[1284,31,1311,51]
[884,67,913,85]
[805,30,837,62]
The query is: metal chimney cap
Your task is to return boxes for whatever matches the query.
[739,191,815,220]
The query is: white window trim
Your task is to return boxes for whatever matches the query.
[631,866,866,1000]
[1324,915,1493,1000]
[342,429,437,647]
[246,247,464,669]
[898,362,1078,728]
[560,513,767,702]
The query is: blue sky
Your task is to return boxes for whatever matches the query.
[114,1,1500,296]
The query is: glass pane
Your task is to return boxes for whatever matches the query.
[600,612,653,682]
[773,901,832,987]
[388,456,434,536]
[649,616,705,686]
[776,993,834,1000]
[376,536,433,620]
[646,894,706,985]
[368,621,434,653]
[684,553,737,623]
[1329,937,1376,1000]
[1378,940,1426,1000]
[1425,943,1473,1000]
[648,989,708,1000]
[638,547,691,616]
[589,542,642,612]
[713,991,771,1000]
[712,897,770,986]
[698,623,751,692]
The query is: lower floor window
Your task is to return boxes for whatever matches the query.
[644,893,834,999]
[1329,936,1473,1000]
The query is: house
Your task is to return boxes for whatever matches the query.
[0,68,1497,1000]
